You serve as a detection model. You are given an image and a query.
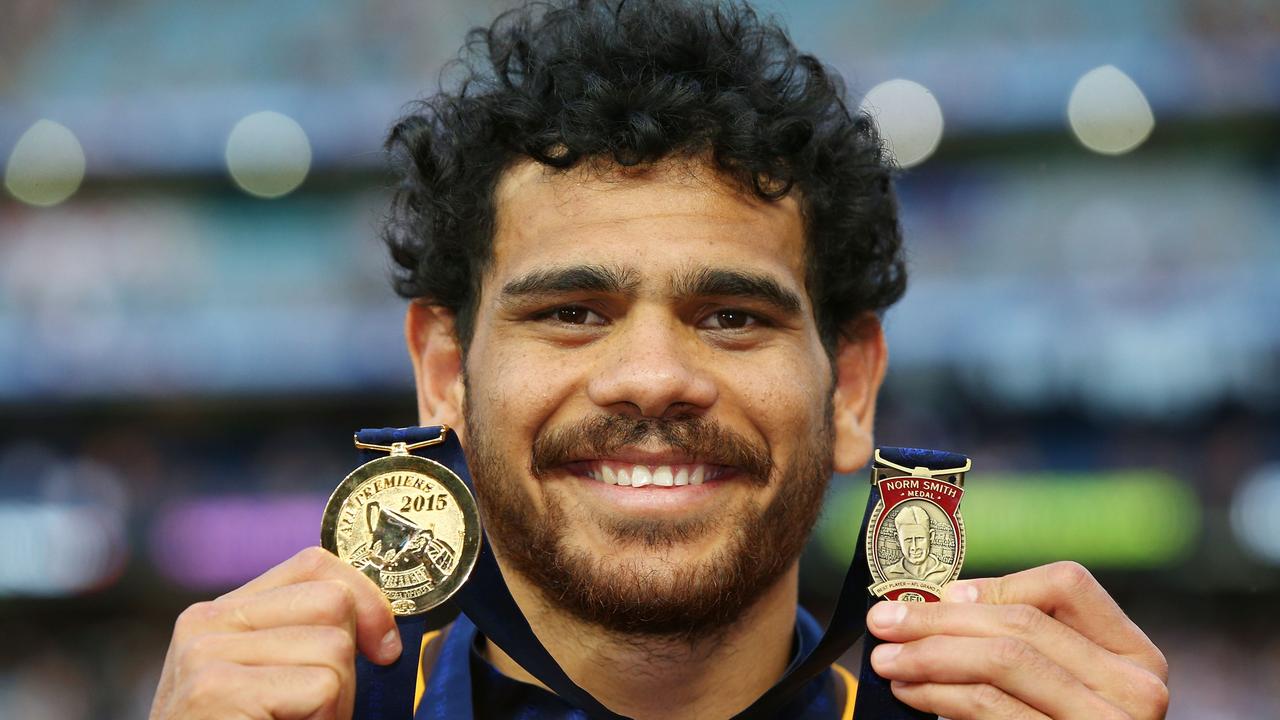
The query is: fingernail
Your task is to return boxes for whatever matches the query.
[872,643,902,665]
[944,581,979,603]
[380,628,403,662]
[869,601,908,628]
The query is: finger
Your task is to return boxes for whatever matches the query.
[228,547,378,605]
[889,681,1051,720]
[180,626,357,720]
[176,579,403,664]
[871,635,1126,720]
[175,661,343,720]
[947,561,1167,678]
[867,599,1162,714]
[181,581,357,641]
[218,546,400,664]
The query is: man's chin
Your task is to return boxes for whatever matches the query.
[568,540,736,589]
[528,532,772,640]
[575,510,729,552]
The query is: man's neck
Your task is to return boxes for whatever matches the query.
[484,564,800,720]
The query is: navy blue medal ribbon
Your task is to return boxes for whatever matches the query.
[351,428,962,719]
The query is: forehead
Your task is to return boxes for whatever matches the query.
[487,159,808,292]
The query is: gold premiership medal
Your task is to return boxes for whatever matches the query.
[321,428,481,616]
[865,449,970,603]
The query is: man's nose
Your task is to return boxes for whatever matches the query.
[585,308,717,418]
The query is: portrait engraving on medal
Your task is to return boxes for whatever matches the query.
[322,445,480,616]
[876,501,956,585]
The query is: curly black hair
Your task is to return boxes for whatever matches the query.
[382,0,906,355]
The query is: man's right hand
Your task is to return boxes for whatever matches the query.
[149,546,402,720]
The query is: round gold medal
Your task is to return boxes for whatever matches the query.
[321,453,481,616]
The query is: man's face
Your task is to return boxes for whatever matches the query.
[899,525,930,564]
[452,159,848,638]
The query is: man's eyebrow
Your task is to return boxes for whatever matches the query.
[672,268,803,315]
[500,264,641,299]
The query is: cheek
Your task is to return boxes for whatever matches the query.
[715,351,831,441]
[472,345,580,450]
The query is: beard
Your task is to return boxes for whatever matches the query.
[463,401,832,642]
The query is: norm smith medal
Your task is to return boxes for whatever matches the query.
[321,429,481,616]
[865,449,969,603]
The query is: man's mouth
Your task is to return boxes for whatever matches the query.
[563,460,734,488]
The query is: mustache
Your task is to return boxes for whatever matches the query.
[530,414,772,486]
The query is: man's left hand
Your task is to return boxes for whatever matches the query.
[867,561,1169,720]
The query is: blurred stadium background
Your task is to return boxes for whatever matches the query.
[2,0,1278,717]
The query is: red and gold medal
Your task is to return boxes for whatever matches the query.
[865,449,970,602]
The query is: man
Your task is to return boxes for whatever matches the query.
[149,1,1170,718]
[882,504,952,585]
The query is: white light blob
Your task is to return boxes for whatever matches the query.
[4,119,87,207]
[0,503,123,595]
[1231,464,1280,564]
[858,79,945,169]
[1067,65,1155,155]
[225,110,312,198]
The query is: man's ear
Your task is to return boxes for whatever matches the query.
[405,302,465,434]
[831,314,888,474]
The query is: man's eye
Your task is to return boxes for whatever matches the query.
[702,309,758,330]
[544,306,604,325]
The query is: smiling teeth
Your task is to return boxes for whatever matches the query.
[590,463,713,488]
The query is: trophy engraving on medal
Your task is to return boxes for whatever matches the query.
[321,427,481,616]
[865,449,969,602]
